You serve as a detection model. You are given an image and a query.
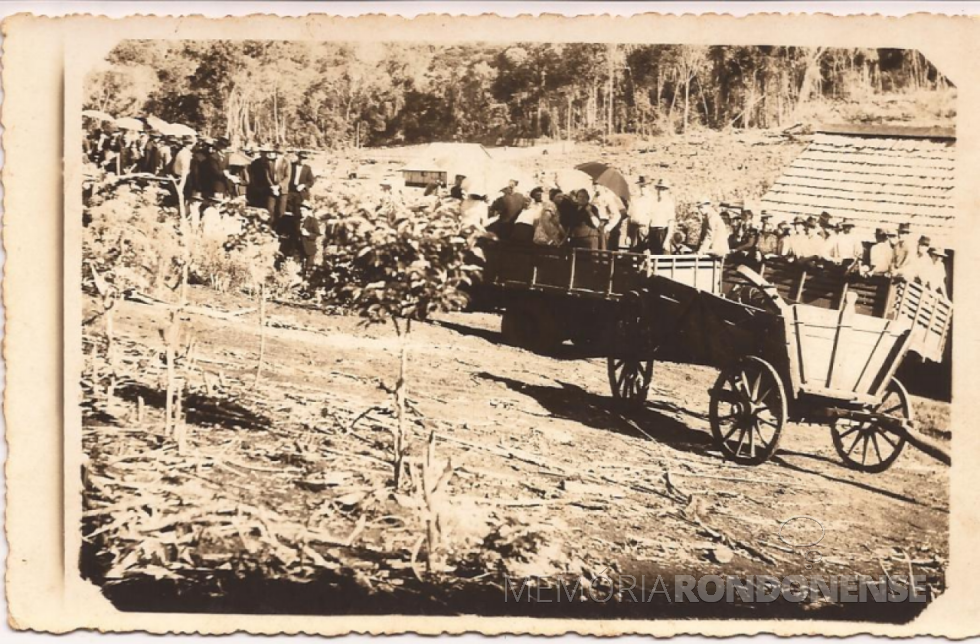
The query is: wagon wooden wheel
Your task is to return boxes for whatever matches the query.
[608,356,654,408]
[607,296,654,409]
[831,378,910,473]
[710,356,787,465]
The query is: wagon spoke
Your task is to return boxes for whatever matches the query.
[836,425,861,441]
[860,434,870,465]
[869,432,884,463]
[756,413,779,429]
[721,422,741,442]
[734,426,749,456]
[876,429,899,449]
[616,363,632,392]
[846,431,864,456]
[754,421,770,448]
[757,385,773,407]
[738,370,751,397]
[750,372,762,400]
[878,403,904,416]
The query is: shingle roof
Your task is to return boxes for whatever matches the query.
[760,127,957,248]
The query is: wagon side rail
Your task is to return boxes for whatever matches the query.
[886,279,952,363]
[482,243,724,300]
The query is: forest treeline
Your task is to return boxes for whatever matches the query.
[86,41,953,148]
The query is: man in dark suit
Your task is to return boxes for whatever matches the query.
[287,149,316,216]
[487,183,528,240]
[197,140,230,199]
[251,147,290,223]
[245,148,265,207]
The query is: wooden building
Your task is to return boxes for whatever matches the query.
[400,143,494,188]
[760,124,957,248]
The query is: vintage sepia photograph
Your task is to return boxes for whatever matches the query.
[76,36,955,622]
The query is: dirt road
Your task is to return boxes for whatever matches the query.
[81,288,948,619]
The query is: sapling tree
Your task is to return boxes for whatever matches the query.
[319,205,485,489]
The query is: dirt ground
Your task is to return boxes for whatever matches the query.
[81,285,949,620]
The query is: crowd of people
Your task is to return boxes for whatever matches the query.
[386,173,686,254]
[84,119,949,300]
[391,170,949,299]
[85,122,322,272]
[721,207,949,297]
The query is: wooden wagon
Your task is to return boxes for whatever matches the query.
[613,265,941,471]
[479,242,952,472]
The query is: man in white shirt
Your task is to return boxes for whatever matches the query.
[833,220,865,267]
[697,198,730,257]
[627,176,656,251]
[867,228,896,275]
[797,217,823,260]
[896,235,933,284]
[649,178,676,254]
[592,181,626,249]
[822,220,842,263]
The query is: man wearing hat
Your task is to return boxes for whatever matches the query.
[775,220,793,256]
[892,222,914,273]
[198,138,231,200]
[139,130,162,175]
[450,174,467,200]
[697,198,729,258]
[169,134,197,207]
[649,178,676,254]
[820,219,843,263]
[512,187,545,244]
[287,149,317,216]
[896,234,932,283]
[788,216,821,260]
[627,176,656,252]
[488,182,529,241]
[867,228,896,275]
[756,211,779,257]
[832,219,864,267]
[731,205,760,261]
[256,146,291,223]
[781,216,805,258]
[589,179,626,250]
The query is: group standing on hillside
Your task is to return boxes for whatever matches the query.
[85,123,322,272]
[84,120,949,299]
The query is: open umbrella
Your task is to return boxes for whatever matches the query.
[575,161,631,203]
[145,115,171,133]
[114,117,145,132]
[161,123,197,137]
[82,109,114,122]
[552,168,593,195]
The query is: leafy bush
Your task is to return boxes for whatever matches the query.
[318,206,484,324]
[83,182,184,296]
